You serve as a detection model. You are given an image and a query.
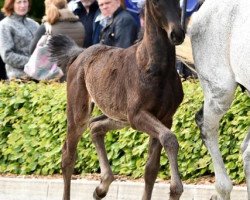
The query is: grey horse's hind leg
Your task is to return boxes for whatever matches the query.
[89,116,127,199]
[142,137,162,200]
[241,129,250,200]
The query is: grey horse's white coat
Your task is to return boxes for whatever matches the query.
[189,0,250,199]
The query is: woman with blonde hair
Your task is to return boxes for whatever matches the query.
[0,0,39,79]
[29,0,85,81]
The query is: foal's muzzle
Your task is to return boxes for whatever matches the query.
[170,28,185,45]
[168,26,185,45]
[164,24,185,45]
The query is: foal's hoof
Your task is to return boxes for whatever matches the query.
[93,188,107,200]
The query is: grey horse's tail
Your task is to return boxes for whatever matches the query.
[48,34,84,75]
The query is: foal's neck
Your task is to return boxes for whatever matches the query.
[138,6,175,68]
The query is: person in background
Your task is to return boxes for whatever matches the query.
[67,0,79,12]
[73,0,99,47]
[29,0,85,81]
[0,12,7,80]
[123,0,144,27]
[93,0,138,48]
[135,2,144,41]
[30,0,85,53]
[0,0,39,80]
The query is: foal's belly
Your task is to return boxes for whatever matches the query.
[85,67,129,122]
[83,45,183,122]
[86,74,183,124]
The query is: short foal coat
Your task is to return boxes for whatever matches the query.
[49,0,185,199]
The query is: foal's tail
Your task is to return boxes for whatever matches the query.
[48,34,84,74]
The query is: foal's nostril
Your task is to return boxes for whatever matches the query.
[170,31,177,43]
[170,28,185,45]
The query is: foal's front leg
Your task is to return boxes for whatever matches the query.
[129,110,183,200]
[90,116,127,199]
[142,137,162,200]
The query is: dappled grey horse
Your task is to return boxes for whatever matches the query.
[189,0,250,199]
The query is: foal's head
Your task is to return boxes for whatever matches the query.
[147,0,185,45]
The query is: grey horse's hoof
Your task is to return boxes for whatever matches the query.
[93,190,101,200]
[210,194,218,200]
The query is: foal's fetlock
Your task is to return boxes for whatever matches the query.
[93,174,114,199]
[102,173,115,183]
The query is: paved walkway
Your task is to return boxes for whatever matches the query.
[0,177,247,200]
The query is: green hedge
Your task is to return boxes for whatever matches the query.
[0,80,249,183]
[0,0,3,9]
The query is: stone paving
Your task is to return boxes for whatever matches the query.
[0,177,247,200]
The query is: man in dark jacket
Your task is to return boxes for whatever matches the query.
[0,12,7,80]
[74,0,99,47]
[94,0,138,48]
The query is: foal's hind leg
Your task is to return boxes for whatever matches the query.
[89,116,127,199]
[241,129,250,200]
[62,78,91,200]
[142,137,162,200]
[129,111,183,200]
[195,84,237,200]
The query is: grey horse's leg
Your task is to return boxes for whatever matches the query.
[195,87,236,200]
[129,110,183,200]
[142,137,162,200]
[62,78,91,200]
[89,116,127,199]
[241,129,250,200]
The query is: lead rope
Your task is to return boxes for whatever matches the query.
[179,0,198,77]
[181,0,188,32]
